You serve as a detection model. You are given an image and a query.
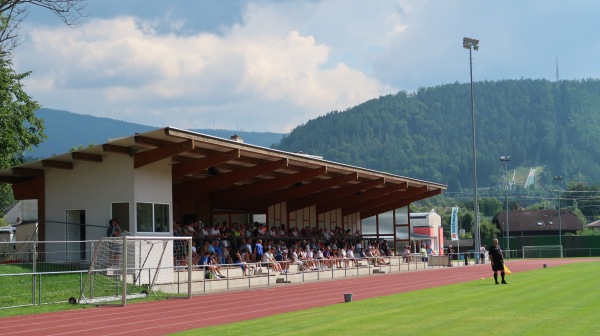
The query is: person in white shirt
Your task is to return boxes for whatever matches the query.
[209,225,220,237]
[323,228,333,241]
[306,247,316,270]
[314,248,325,269]
[291,247,307,271]
[346,245,358,267]
[262,247,283,273]
[480,244,487,264]
[338,247,348,268]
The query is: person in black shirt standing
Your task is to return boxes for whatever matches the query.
[489,239,507,284]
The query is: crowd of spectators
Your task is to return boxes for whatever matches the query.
[173,221,391,277]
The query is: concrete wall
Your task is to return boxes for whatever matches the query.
[3,200,38,225]
[45,154,135,241]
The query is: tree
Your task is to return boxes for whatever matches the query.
[0,56,43,209]
[0,57,43,167]
[0,0,86,52]
[479,217,501,239]
[0,1,85,209]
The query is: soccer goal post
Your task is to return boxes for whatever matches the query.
[522,245,563,259]
[79,236,192,307]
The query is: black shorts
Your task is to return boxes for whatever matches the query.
[491,260,504,272]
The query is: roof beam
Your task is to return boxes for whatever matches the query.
[0,176,28,183]
[176,158,288,194]
[211,166,327,205]
[359,188,442,219]
[134,139,195,168]
[12,167,44,177]
[42,160,73,170]
[172,149,240,179]
[317,182,407,215]
[102,144,132,155]
[134,135,172,147]
[248,172,359,210]
[346,186,427,217]
[287,177,384,213]
[71,152,103,162]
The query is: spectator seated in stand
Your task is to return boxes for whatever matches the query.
[322,246,334,269]
[291,247,308,272]
[211,240,224,264]
[314,248,327,270]
[372,244,389,265]
[198,251,224,279]
[364,246,376,265]
[233,249,251,276]
[346,245,358,267]
[306,247,318,270]
[209,252,226,278]
[190,241,201,265]
[278,249,290,274]
[262,247,283,273]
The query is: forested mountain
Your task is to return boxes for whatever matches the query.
[274,79,600,191]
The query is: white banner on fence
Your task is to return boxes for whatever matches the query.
[450,207,459,240]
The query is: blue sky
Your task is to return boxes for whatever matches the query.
[12,0,600,132]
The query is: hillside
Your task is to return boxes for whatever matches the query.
[28,109,286,158]
[274,79,600,191]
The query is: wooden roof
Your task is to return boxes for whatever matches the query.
[493,209,582,232]
[0,127,447,217]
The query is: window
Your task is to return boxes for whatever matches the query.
[548,221,554,225]
[377,211,394,235]
[536,221,543,226]
[136,202,170,233]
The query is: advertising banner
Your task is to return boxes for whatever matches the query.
[450,206,459,240]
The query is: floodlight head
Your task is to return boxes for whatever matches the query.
[463,37,479,50]
[500,156,511,161]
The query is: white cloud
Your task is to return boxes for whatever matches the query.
[14,2,394,133]
[17,0,600,133]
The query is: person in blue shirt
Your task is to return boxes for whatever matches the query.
[254,239,264,264]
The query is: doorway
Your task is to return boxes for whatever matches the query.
[65,209,86,261]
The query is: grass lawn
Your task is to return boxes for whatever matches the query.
[175,262,600,336]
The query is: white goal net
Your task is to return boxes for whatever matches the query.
[79,236,192,306]
[522,245,563,259]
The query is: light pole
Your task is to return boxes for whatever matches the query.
[463,37,480,258]
[554,175,563,256]
[500,156,511,254]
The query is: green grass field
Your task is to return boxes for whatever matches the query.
[0,264,169,316]
[175,262,600,336]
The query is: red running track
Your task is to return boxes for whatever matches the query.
[0,258,595,336]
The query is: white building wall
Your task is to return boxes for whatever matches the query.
[45,154,135,242]
[133,158,173,236]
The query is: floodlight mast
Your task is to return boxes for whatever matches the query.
[500,155,511,253]
[463,37,481,260]
[553,175,563,257]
